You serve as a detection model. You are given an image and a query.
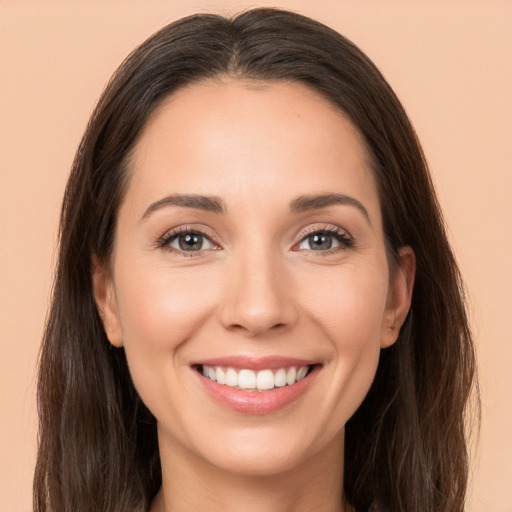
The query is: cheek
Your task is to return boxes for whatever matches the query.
[302,262,389,345]
[299,262,388,425]
[112,261,223,414]
[115,262,221,352]
[111,262,227,442]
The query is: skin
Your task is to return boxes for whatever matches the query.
[93,80,415,512]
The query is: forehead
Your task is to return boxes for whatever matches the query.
[125,79,380,220]
[136,78,369,162]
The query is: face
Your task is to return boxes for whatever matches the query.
[94,80,414,477]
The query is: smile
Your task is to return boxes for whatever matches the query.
[200,365,310,391]
[192,357,321,414]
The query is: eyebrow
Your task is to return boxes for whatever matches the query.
[141,192,371,225]
[142,194,226,220]
[289,193,371,225]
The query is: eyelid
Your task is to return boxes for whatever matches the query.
[298,224,351,239]
[157,225,221,254]
[293,224,354,252]
[156,223,353,255]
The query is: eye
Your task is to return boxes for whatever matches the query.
[296,227,352,252]
[159,228,218,254]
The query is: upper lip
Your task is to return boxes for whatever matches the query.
[190,355,319,371]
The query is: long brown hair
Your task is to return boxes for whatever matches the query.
[34,8,477,512]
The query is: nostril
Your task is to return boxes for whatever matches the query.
[227,321,287,336]
[219,287,298,336]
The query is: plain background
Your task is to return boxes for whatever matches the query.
[0,1,510,510]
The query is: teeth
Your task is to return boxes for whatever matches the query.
[274,368,287,387]
[225,368,238,387]
[201,365,311,391]
[238,369,256,389]
[296,366,308,381]
[256,369,274,390]
[286,367,296,386]
[215,367,226,384]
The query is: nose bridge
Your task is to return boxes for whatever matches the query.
[220,240,296,336]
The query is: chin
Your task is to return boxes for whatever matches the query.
[183,419,345,478]
[202,443,316,477]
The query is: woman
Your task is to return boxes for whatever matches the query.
[34,8,477,512]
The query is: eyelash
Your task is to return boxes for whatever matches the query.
[294,225,354,255]
[157,225,353,256]
[157,226,220,257]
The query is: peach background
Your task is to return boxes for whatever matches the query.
[1,1,510,510]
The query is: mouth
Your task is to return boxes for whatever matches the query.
[194,364,316,391]
[191,357,321,414]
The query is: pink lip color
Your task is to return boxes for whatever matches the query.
[194,362,320,415]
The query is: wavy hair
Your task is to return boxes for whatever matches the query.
[34,8,477,512]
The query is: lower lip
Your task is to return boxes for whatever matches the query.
[195,366,319,415]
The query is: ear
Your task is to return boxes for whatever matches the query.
[380,246,416,349]
[92,255,123,347]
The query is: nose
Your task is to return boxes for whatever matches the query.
[219,251,298,337]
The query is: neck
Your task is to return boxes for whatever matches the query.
[151,427,349,512]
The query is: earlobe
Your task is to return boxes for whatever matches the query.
[381,246,416,349]
[91,255,123,347]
